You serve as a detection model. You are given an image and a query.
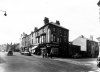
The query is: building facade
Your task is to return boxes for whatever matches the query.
[20,32,31,52]
[68,42,81,58]
[97,37,100,57]
[35,22,69,57]
[29,18,69,57]
[72,35,99,58]
[20,18,69,57]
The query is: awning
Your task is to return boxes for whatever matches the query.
[32,46,38,50]
[41,47,46,50]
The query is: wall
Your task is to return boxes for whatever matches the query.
[72,36,87,51]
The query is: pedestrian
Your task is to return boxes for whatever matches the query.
[44,50,47,58]
[42,50,45,58]
[50,49,53,58]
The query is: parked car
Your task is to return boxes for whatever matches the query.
[7,51,13,56]
[97,57,100,67]
[1,50,5,52]
[72,53,81,58]
[20,52,24,55]
[24,50,31,56]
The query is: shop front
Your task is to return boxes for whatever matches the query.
[40,43,59,57]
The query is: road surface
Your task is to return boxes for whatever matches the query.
[0,52,99,72]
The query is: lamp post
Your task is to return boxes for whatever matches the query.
[98,0,100,6]
[0,10,7,16]
[97,0,100,21]
[97,0,100,56]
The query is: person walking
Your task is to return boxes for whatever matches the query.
[50,49,53,58]
[42,50,45,58]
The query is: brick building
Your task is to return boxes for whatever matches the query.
[68,42,81,58]
[20,32,31,52]
[72,35,99,58]
[29,17,69,57]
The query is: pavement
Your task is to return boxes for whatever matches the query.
[32,54,97,66]
[32,54,100,72]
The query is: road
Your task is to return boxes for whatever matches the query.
[0,52,99,72]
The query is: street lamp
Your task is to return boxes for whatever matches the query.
[97,0,100,56]
[97,0,100,22]
[98,0,100,7]
[0,10,7,16]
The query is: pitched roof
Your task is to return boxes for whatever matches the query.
[50,22,69,31]
[73,35,97,42]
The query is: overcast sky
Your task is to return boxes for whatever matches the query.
[0,0,99,44]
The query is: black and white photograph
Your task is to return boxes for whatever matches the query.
[0,0,100,72]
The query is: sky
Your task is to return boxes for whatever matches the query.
[0,0,99,44]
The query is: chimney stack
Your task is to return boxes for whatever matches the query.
[56,20,60,25]
[34,27,38,32]
[90,35,93,41]
[43,17,49,25]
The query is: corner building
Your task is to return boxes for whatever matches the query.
[32,21,69,57]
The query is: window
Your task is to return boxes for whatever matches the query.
[32,34,33,37]
[59,37,61,42]
[36,38,39,43]
[53,35,56,42]
[64,37,66,42]
[59,29,61,34]
[43,35,46,43]
[41,36,43,43]
[40,36,41,44]
[38,38,40,43]
[64,31,67,36]
[57,37,59,42]
[48,29,50,43]
[53,27,56,32]
[51,34,53,41]
[42,29,44,32]
[32,39,33,44]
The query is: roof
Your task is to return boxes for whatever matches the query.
[35,22,69,32]
[72,35,97,42]
[50,22,69,31]
[97,37,100,41]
